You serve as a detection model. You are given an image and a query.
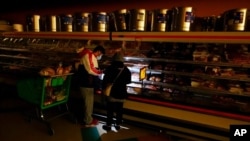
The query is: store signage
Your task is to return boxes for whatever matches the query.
[139,66,146,81]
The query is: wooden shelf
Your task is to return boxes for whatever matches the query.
[2,31,250,44]
[112,32,250,43]
[1,32,111,40]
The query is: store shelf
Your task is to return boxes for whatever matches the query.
[2,31,250,43]
[160,70,250,82]
[1,32,111,40]
[112,32,250,44]
[125,56,247,68]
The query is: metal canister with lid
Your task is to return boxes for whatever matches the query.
[61,14,74,32]
[130,9,148,31]
[151,9,170,32]
[112,9,131,31]
[92,12,109,32]
[75,12,92,32]
[171,7,194,31]
[26,14,41,32]
[46,15,61,32]
[223,8,250,31]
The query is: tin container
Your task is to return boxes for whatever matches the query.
[112,9,131,31]
[130,9,148,31]
[197,15,224,31]
[26,15,41,32]
[223,8,250,31]
[151,9,170,32]
[92,12,109,32]
[75,12,92,32]
[203,16,217,31]
[46,15,61,32]
[171,7,194,31]
[61,14,74,32]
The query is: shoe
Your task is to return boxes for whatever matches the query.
[114,125,120,130]
[83,119,99,127]
[91,118,99,125]
[102,125,111,131]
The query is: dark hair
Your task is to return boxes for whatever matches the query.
[93,45,105,54]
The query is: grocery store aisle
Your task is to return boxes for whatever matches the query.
[0,96,182,141]
[0,112,168,141]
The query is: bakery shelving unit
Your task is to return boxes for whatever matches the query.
[1,31,250,140]
[0,37,81,69]
[125,56,250,108]
[112,32,250,141]
[0,33,79,136]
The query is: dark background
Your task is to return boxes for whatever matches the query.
[1,0,250,25]
[0,0,113,13]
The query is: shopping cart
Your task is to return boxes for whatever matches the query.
[17,73,74,135]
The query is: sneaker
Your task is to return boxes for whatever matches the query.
[114,125,120,130]
[91,118,99,125]
[102,125,111,131]
[83,119,99,127]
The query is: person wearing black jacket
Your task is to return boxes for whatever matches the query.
[102,52,131,131]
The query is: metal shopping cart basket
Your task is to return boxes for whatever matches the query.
[17,73,74,135]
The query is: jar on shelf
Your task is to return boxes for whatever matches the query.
[61,14,74,32]
[74,12,92,32]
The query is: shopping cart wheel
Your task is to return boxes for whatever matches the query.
[48,127,55,136]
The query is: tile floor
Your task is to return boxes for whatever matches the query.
[0,111,169,141]
[0,97,181,141]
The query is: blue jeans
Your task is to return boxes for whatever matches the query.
[80,87,94,124]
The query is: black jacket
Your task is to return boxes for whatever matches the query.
[102,61,131,99]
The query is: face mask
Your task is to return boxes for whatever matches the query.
[97,54,103,60]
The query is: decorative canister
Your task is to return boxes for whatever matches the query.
[61,14,73,32]
[46,15,61,32]
[75,12,92,32]
[92,12,109,32]
[223,8,250,31]
[130,9,148,31]
[171,7,194,31]
[26,14,41,32]
[112,9,131,31]
[151,9,171,32]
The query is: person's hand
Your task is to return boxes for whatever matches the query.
[98,73,104,80]
[98,69,103,74]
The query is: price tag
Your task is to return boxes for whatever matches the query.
[139,67,146,81]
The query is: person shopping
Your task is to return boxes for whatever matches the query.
[102,52,131,131]
[76,45,105,127]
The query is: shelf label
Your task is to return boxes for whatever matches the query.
[139,66,146,81]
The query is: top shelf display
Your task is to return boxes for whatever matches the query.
[1,31,250,44]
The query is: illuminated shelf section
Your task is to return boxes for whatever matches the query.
[1,31,250,44]
[1,32,111,40]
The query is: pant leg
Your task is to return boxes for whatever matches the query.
[80,87,94,124]
[106,101,114,126]
[115,102,124,125]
